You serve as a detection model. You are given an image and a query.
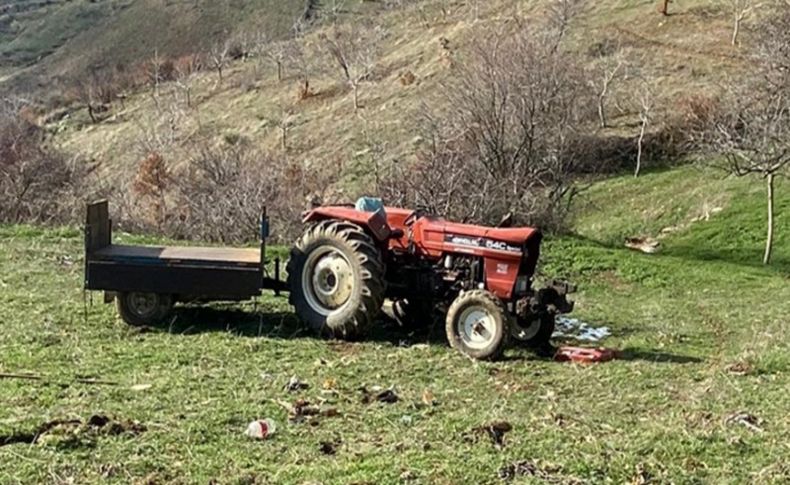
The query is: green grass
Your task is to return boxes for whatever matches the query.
[1,166,789,483]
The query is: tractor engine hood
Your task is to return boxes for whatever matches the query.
[440,222,541,251]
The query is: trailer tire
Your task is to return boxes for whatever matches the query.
[287,220,385,340]
[445,290,509,361]
[116,292,173,327]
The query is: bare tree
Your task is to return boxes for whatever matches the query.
[546,0,585,52]
[267,103,296,152]
[257,35,306,84]
[730,0,759,46]
[321,25,386,110]
[591,53,625,128]
[635,80,654,178]
[696,9,790,264]
[174,54,201,108]
[209,41,230,87]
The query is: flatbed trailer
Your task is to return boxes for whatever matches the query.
[84,201,287,324]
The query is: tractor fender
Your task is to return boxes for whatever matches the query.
[303,207,391,242]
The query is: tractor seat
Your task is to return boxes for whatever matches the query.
[355,197,402,239]
[355,197,386,218]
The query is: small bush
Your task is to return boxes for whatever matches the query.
[0,112,91,224]
[158,142,339,243]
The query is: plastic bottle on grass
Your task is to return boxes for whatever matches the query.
[245,418,276,440]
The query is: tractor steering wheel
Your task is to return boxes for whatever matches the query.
[404,206,430,226]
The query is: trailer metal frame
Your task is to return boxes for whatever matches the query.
[84,201,286,302]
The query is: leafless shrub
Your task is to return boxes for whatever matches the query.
[382,24,595,231]
[378,114,494,223]
[72,67,121,123]
[167,142,339,243]
[0,108,92,224]
[132,152,171,231]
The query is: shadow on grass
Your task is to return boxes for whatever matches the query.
[617,348,702,364]
[138,306,703,365]
[145,305,450,348]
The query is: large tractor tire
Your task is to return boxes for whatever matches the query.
[445,290,510,361]
[287,220,385,340]
[117,292,173,327]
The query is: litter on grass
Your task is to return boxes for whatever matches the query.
[553,317,611,342]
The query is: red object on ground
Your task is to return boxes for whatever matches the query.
[555,347,619,364]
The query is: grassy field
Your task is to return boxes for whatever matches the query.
[1,166,788,484]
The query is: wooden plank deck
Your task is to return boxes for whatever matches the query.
[94,245,261,265]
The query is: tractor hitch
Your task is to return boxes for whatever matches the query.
[515,280,576,320]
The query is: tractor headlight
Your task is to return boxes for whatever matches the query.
[515,275,529,295]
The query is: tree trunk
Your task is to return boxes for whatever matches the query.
[277,61,283,82]
[763,173,774,265]
[636,118,647,177]
[732,15,741,46]
[659,0,670,16]
[353,83,360,111]
[598,94,607,128]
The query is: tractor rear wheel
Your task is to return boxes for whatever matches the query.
[445,290,509,361]
[116,292,173,326]
[287,220,385,340]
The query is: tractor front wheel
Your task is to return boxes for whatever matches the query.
[445,290,509,361]
[287,220,385,340]
[512,313,556,348]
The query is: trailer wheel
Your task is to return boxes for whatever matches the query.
[512,314,556,348]
[287,220,385,340]
[116,292,173,326]
[445,290,509,361]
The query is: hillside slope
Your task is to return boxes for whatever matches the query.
[40,0,760,199]
[1,0,305,92]
[570,166,790,274]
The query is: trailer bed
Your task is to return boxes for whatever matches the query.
[93,245,261,267]
[84,201,285,301]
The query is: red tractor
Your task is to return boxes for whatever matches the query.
[287,202,574,360]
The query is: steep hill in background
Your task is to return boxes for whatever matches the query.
[0,0,305,93]
[42,0,752,183]
[2,0,783,245]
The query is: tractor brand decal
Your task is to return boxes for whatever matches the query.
[444,234,522,253]
[496,263,509,274]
